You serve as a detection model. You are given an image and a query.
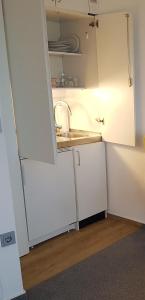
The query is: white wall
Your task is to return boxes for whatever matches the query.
[52,89,102,133]
[106,145,145,223]
[0,116,24,300]
[0,1,25,299]
[0,0,29,257]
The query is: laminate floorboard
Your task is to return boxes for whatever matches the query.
[21,215,142,290]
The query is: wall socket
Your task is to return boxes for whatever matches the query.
[0,231,16,247]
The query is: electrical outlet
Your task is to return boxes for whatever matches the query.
[0,231,16,247]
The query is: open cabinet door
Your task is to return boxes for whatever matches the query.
[96,13,135,146]
[2,0,56,163]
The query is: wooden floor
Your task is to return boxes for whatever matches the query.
[21,215,142,290]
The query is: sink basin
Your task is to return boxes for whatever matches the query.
[56,130,102,148]
[56,131,89,139]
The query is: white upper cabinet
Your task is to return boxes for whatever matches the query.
[96,13,135,146]
[56,0,89,14]
[47,11,135,147]
[88,0,98,14]
[45,0,89,14]
[3,0,56,163]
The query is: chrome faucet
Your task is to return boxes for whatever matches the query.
[54,100,72,134]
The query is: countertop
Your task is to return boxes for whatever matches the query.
[56,130,102,149]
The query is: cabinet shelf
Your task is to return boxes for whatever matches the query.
[49,51,82,57]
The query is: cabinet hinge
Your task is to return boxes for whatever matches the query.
[0,117,2,133]
[89,20,96,27]
[96,19,99,28]
[89,17,99,28]
[88,13,97,17]
[129,77,133,87]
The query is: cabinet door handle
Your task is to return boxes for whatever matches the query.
[76,150,81,166]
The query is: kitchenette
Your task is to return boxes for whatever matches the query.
[2,0,135,255]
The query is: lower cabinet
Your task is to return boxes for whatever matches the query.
[22,142,107,247]
[22,150,76,246]
[73,142,107,222]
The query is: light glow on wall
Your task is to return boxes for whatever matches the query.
[52,86,126,134]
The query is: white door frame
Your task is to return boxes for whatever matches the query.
[0,0,29,257]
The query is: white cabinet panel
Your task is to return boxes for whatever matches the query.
[22,151,76,244]
[3,0,56,163]
[56,0,89,14]
[96,13,135,146]
[74,143,107,221]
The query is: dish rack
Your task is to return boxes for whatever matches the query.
[48,34,80,54]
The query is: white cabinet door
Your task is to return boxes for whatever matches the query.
[22,151,76,244]
[56,0,89,14]
[74,143,107,221]
[88,0,98,14]
[3,0,56,163]
[96,13,135,146]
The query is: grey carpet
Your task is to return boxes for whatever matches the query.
[27,227,145,300]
